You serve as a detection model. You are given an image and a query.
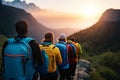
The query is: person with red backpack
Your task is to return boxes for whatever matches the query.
[1,20,43,80]
[70,37,83,78]
[66,40,77,79]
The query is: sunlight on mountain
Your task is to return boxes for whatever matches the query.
[3,0,102,30]
[80,4,100,18]
[82,8,97,17]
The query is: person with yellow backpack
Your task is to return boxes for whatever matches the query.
[70,37,83,77]
[71,37,82,62]
[38,32,62,80]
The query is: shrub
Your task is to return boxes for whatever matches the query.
[86,51,120,80]
[98,66,117,80]
[89,71,105,80]
[99,51,120,73]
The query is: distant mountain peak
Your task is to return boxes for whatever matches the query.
[2,0,41,11]
[100,8,120,22]
[13,0,21,3]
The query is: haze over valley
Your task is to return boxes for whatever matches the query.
[2,0,101,32]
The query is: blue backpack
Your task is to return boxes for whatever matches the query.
[3,37,35,80]
[56,42,69,69]
[36,49,49,75]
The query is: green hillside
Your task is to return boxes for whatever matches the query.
[68,9,120,80]
[69,9,120,55]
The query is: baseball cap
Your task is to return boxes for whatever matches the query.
[59,33,66,39]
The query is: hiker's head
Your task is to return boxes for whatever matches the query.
[44,32,54,43]
[15,20,28,36]
[71,37,75,42]
[67,40,72,44]
[58,33,67,42]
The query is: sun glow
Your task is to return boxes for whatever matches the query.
[80,5,99,18]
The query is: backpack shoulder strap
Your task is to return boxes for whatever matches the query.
[7,38,15,43]
[7,37,34,44]
[19,37,33,48]
[40,44,56,49]
[49,44,56,49]
[21,37,34,58]
[22,37,34,43]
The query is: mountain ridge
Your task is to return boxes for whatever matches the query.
[69,9,120,54]
[0,4,52,43]
[2,0,82,32]
[99,8,120,22]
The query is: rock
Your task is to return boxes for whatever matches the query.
[78,59,91,72]
[77,67,89,79]
[73,59,91,80]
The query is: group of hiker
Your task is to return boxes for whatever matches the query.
[1,20,82,80]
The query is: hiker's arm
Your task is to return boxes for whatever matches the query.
[29,40,43,66]
[78,43,82,54]
[54,47,62,64]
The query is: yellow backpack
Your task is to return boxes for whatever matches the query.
[39,44,57,73]
[72,42,82,62]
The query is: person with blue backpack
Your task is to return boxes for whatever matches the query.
[56,33,71,80]
[1,20,43,80]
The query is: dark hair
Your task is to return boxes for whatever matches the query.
[58,38,66,42]
[15,20,28,35]
[44,32,54,42]
[71,37,75,42]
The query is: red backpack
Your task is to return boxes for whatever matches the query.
[67,44,77,64]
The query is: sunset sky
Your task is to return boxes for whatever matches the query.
[6,0,120,16]
[5,0,120,29]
